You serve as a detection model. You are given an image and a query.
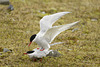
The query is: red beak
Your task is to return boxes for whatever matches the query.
[28,42,32,47]
[24,53,27,54]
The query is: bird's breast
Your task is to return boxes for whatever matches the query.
[34,36,44,45]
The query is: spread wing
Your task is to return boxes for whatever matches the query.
[43,21,80,43]
[39,12,71,35]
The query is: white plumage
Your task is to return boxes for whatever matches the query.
[29,12,80,51]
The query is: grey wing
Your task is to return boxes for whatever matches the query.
[39,12,71,35]
[43,21,80,43]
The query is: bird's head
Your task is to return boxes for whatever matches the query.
[24,51,35,58]
[28,34,36,47]
[24,51,35,55]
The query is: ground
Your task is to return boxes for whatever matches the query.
[0,0,100,67]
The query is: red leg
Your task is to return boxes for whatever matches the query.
[37,48,39,49]
[40,49,45,51]
[33,58,37,62]
[40,58,42,62]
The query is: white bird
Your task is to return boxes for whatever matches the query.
[24,42,63,61]
[24,49,52,61]
[24,48,52,58]
[28,12,79,51]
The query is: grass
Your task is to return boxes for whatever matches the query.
[0,0,100,67]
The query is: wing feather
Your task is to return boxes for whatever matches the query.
[43,21,80,43]
[39,12,71,35]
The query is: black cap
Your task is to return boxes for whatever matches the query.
[27,51,35,54]
[30,34,36,42]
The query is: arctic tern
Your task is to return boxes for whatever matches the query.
[28,12,80,51]
[24,49,52,61]
[24,42,63,61]
[24,48,52,58]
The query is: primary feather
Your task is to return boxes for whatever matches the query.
[43,21,80,43]
[39,12,71,35]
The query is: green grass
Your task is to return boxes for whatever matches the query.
[0,0,100,67]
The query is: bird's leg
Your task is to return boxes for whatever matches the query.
[37,48,39,49]
[33,58,37,62]
[40,58,42,62]
[40,48,45,51]
[40,47,45,51]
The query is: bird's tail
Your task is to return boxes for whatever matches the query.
[58,21,80,32]
[50,42,64,46]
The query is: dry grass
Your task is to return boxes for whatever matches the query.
[0,0,100,67]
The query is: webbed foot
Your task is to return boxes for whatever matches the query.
[40,49,45,51]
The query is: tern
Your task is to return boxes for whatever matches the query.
[24,48,52,58]
[24,42,63,61]
[28,12,79,51]
[24,49,52,61]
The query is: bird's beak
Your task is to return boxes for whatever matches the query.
[24,53,27,54]
[28,42,32,47]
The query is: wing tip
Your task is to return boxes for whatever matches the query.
[76,20,80,23]
[64,12,72,14]
[58,12,71,14]
[73,21,80,25]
